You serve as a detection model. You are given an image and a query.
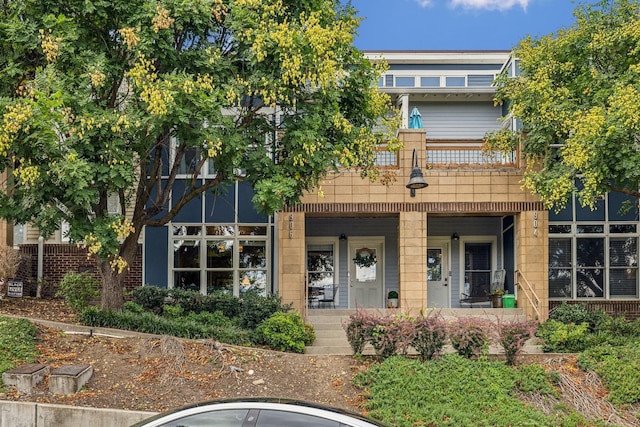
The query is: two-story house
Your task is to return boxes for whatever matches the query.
[6,50,640,320]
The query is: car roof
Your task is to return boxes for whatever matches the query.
[131,397,388,427]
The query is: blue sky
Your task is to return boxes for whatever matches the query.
[349,0,581,51]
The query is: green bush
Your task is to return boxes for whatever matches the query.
[0,316,38,377]
[537,320,591,353]
[240,290,292,329]
[78,307,251,345]
[123,301,145,314]
[204,291,241,319]
[184,310,232,328]
[131,286,168,314]
[549,302,608,332]
[253,312,314,353]
[162,304,184,319]
[56,271,100,312]
[167,288,206,313]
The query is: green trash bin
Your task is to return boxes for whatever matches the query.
[502,294,516,308]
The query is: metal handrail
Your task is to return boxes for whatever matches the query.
[514,269,541,320]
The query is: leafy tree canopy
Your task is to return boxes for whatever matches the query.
[0,0,398,309]
[487,0,640,212]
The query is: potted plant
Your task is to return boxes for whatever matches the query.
[387,290,399,308]
[489,288,506,308]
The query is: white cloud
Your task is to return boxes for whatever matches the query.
[414,0,434,7]
[449,0,530,11]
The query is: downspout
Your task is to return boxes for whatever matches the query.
[36,235,43,298]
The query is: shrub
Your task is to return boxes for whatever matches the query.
[537,320,591,353]
[184,310,232,328]
[56,271,100,312]
[448,317,490,359]
[343,309,373,355]
[412,311,447,361]
[495,318,538,365]
[204,291,241,319]
[167,288,206,313]
[254,312,314,353]
[78,307,251,345]
[123,301,145,314]
[240,290,292,330]
[131,286,168,314]
[368,314,413,359]
[549,301,608,332]
[162,304,184,319]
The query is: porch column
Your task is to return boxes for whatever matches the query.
[277,212,307,313]
[399,211,427,314]
[515,210,549,321]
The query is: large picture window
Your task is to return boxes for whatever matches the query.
[171,224,269,295]
[549,191,639,299]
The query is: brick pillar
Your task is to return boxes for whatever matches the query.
[399,211,427,314]
[515,210,549,321]
[277,212,306,313]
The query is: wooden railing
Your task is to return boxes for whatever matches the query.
[426,139,518,168]
[514,269,542,321]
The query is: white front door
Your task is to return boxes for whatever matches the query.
[427,239,450,308]
[349,239,384,308]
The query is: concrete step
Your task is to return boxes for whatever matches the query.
[49,364,94,395]
[2,364,49,394]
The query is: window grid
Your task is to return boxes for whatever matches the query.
[171,223,269,296]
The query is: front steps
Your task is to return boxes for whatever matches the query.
[305,308,542,356]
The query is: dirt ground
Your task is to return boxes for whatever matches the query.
[0,297,368,414]
[0,297,639,426]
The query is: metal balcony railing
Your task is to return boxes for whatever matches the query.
[425,139,518,169]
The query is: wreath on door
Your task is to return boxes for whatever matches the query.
[353,248,376,267]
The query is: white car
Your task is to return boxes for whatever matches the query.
[130,398,388,427]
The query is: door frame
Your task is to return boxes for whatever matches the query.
[458,235,498,300]
[348,237,385,309]
[427,237,451,308]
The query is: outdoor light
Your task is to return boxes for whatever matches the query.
[406,148,428,197]
[452,233,459,241]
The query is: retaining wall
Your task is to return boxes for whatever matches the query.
[0,400,156,427]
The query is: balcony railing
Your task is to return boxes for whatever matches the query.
[425,139,518,169]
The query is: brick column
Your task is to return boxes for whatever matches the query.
[515,210,549,320]
[277,212,306,313]
[399,211,427,314]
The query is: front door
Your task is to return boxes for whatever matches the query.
[349,239,383,308]
[427,239,450,308]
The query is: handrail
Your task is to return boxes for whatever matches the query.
[514,269,541,320]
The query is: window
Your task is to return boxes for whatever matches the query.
[446,76,465,87]
[395,76,415,87]
[171,224,269,295]
[549,191,639,299]
[420,76,440,87]
[307,242,336,289]
[13,222,24,246]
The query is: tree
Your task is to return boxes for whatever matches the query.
[486,0,640,212]
[0,0,399,310]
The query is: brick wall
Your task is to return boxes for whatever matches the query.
[17,244,143,298]
[549,300,640,320]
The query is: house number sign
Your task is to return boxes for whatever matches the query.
[289,213,294,238]
[533,211,538,237]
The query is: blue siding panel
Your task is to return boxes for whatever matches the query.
[144,226,169,288]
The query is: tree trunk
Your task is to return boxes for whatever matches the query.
[96,231,141,311]
[98,261,125,311]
